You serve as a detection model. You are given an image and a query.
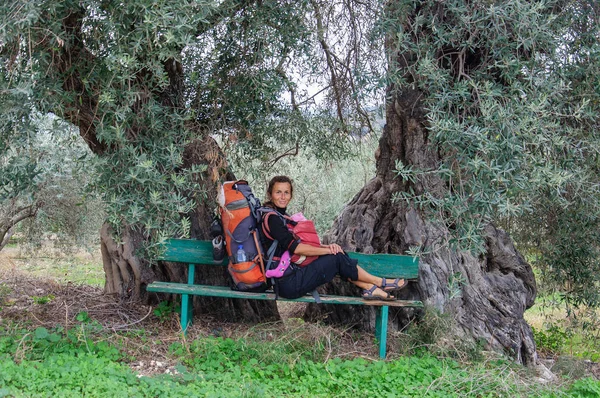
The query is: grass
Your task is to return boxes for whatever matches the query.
[1,246,104,287]
[0,321,592,398]
[1,246,600,396]
[525,293,600,363]
[524,293,568,329]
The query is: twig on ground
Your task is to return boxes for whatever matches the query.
[111,306,153,331]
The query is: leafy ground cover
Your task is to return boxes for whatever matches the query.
[1,324,595,398]
[1,249,600,397]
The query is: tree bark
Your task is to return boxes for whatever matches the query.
[303,0,540,366]
[307,81,538,365]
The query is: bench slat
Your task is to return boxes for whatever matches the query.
[347,252,418,279]
[158,239,419,279]
[147,282,423,308]
[159,239,227,265]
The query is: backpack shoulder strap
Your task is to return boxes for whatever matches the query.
[258,208,292,237]
[235,181,262,221]
[258,207,279,241]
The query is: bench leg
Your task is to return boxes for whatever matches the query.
[180,294,193,334]
[375,305,389,359]
[179,263,196,334]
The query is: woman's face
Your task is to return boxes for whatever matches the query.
[270,182,292,209]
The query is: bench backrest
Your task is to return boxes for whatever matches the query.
[158,239,419,279]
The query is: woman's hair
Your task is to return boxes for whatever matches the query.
[265,175,294,206]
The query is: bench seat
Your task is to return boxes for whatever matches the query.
[146,238,422,359]
[147,282,423,307]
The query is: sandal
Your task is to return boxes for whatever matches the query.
[381,278,408,292]
[362,285,396,301]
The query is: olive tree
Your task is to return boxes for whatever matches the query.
[305,0,599,366]
[3,0,599,365]
[0,0,346,320]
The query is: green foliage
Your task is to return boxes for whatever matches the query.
[526,295,600,362]
[0,321,582,397]
[32,294,55,305]
[385,0,600,256]
[152,301,177,323]
[230,132,380,235]
[524,202,600,309]
[0,323,122,364]
[533,325,572,354]
[566,377,600,398]
[76,311,92,323]
[534,322,600,363]
[0,113,105,252]
[0,75,42,204]
[0,0,362,253]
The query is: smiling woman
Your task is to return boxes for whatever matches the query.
[268,178,293,209]
[260,175,407,301]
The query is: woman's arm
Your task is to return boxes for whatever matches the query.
[264,212,344,257]
[293,242,345,256]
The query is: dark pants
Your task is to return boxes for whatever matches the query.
[275,253,359,299]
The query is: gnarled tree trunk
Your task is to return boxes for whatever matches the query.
[307,81,538,366]
[305,0,541,366]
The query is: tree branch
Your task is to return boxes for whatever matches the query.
[267,141,300,168]
[0,202,39,251]
[8,204,38,226]
[0,228,15,251]
[296,85,333,107]
[310,0,345,124]
[48,7,107,154]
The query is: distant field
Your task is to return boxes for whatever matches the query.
[0,245,105,287]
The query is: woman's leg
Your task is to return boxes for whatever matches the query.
[335,257,404,298]
[345,267,388,298]
[279,254,404,299]
[276,255,347,299]
[354,266,404,290]
[350,279,391,298]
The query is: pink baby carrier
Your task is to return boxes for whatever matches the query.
[263,212,321,278]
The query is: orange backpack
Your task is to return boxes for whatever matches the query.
[219,180,268,292]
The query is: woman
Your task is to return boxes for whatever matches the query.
[260,175,407,301]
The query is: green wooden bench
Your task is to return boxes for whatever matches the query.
[147,238,422,359]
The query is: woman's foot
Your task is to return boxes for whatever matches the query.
[380,278,408,292]
[362,285,396,301]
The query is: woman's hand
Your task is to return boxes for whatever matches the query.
[324,243,344,255]
[293,243,345,256]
